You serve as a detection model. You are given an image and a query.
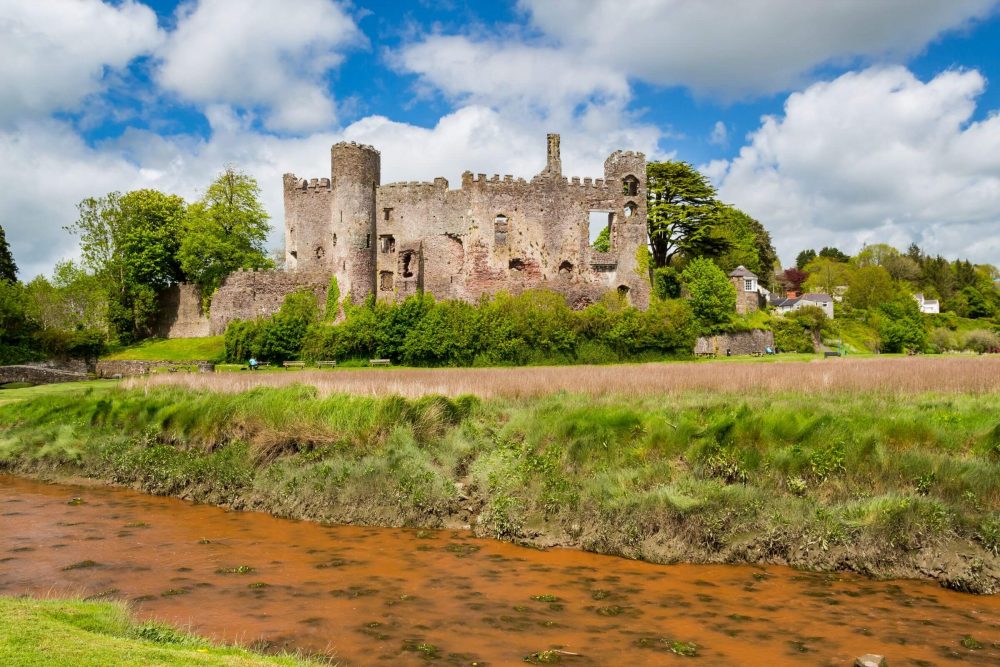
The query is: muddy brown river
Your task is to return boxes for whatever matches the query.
[1,475,998,666]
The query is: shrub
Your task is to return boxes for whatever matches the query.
[964,330,1000,354]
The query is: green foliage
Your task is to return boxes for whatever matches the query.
[652,266,682,300]
[178,167,273,303]
[646,161,729,268]
[795,249,817,270]
[772,318,814,353]
[224,290,319,363]
[0,279,42,364]
[711,205,778,289]
[592,225,610,252]
[0,596,317,666]
[681,258,736,332]
[0,223,16,283]
[847,265,896,311]
[66,190,187,342]
[324,275,340,321]
[877,297,928,353]
[252,288,695,366]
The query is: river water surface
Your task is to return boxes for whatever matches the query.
[1,475,998,666]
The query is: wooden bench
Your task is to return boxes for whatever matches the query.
[369,359,391,367]
[824,351,841,358]
[316,360,337,368]
[282,361,306,369]
[695,352,717,358]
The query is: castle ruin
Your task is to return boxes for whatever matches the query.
[158,134,651,337]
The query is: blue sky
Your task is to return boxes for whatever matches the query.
[3,0,1000,278]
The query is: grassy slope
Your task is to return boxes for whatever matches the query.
[0,597,316,667]
[0,383,998,592]
[103,337,225,363]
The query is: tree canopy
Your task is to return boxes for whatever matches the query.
[681,257,736,332]
[646,161,729,268]
[0,223,16,283]
[178,167,273,300]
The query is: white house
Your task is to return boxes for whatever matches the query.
[913,293,940,314]
[771,292,835,318]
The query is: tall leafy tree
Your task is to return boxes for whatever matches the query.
[0,223,17,283]
[817,246,850,262]
[795,249,817,270]
[846,265,896,311]
[646,161,728,268]
[803,257,852,296]
[179,167,273,301]
[67,189,187,341]
[681,257,735,332]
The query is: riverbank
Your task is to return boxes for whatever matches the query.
[0,596,318,666]
[1,379,998,593]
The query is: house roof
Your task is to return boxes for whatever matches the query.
[800,293,832,303]
[771,297,799,308]
[728,265,757,278]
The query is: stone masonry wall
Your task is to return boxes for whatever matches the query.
[95,360,214,378]
[155,283,210,338]
[208,269,330,335]
[0,365,89,385]
[694,330,774,355]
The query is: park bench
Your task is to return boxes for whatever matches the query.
[824,351,841,358]
[316,360,337,368]
[369,359,391,367]
[282,361,306,369]
[695,352,716,358]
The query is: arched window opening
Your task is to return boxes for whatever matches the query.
[618,285,631,303]
[509,258,525,271]
[624,202,637,218]
[622,175,639,197]
[494,214,509,246]
[558,260,573,274]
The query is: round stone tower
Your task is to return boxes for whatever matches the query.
[330,141,380,304]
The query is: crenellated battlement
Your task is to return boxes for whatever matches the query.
[380,179,448,190]
[332,140,380,154]
[460,171,528,187]
[284,174,332,193]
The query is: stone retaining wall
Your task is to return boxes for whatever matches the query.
[0,366,89,385]
[95,360,215,378]
[695,330,774,356]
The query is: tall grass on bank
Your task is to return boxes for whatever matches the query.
[2,383,999,591]
[127,356,1000,399]
[0,596,319,667]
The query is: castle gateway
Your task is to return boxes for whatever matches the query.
[162,135,651,337]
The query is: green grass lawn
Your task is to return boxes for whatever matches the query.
[0,380,118,406]
[0,597,318,667]
[103,337,225,363]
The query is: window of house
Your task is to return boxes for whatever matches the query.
[744,279,754,291]
[494,214,509,246]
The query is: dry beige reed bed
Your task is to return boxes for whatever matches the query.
[126,356,1000,399]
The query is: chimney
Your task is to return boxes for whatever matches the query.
[544,133,561,176]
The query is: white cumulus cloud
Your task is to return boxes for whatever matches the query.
[156,0,364,133]
[521,0,998,97]
[711,67,1000,265]
[0,0,162,126]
